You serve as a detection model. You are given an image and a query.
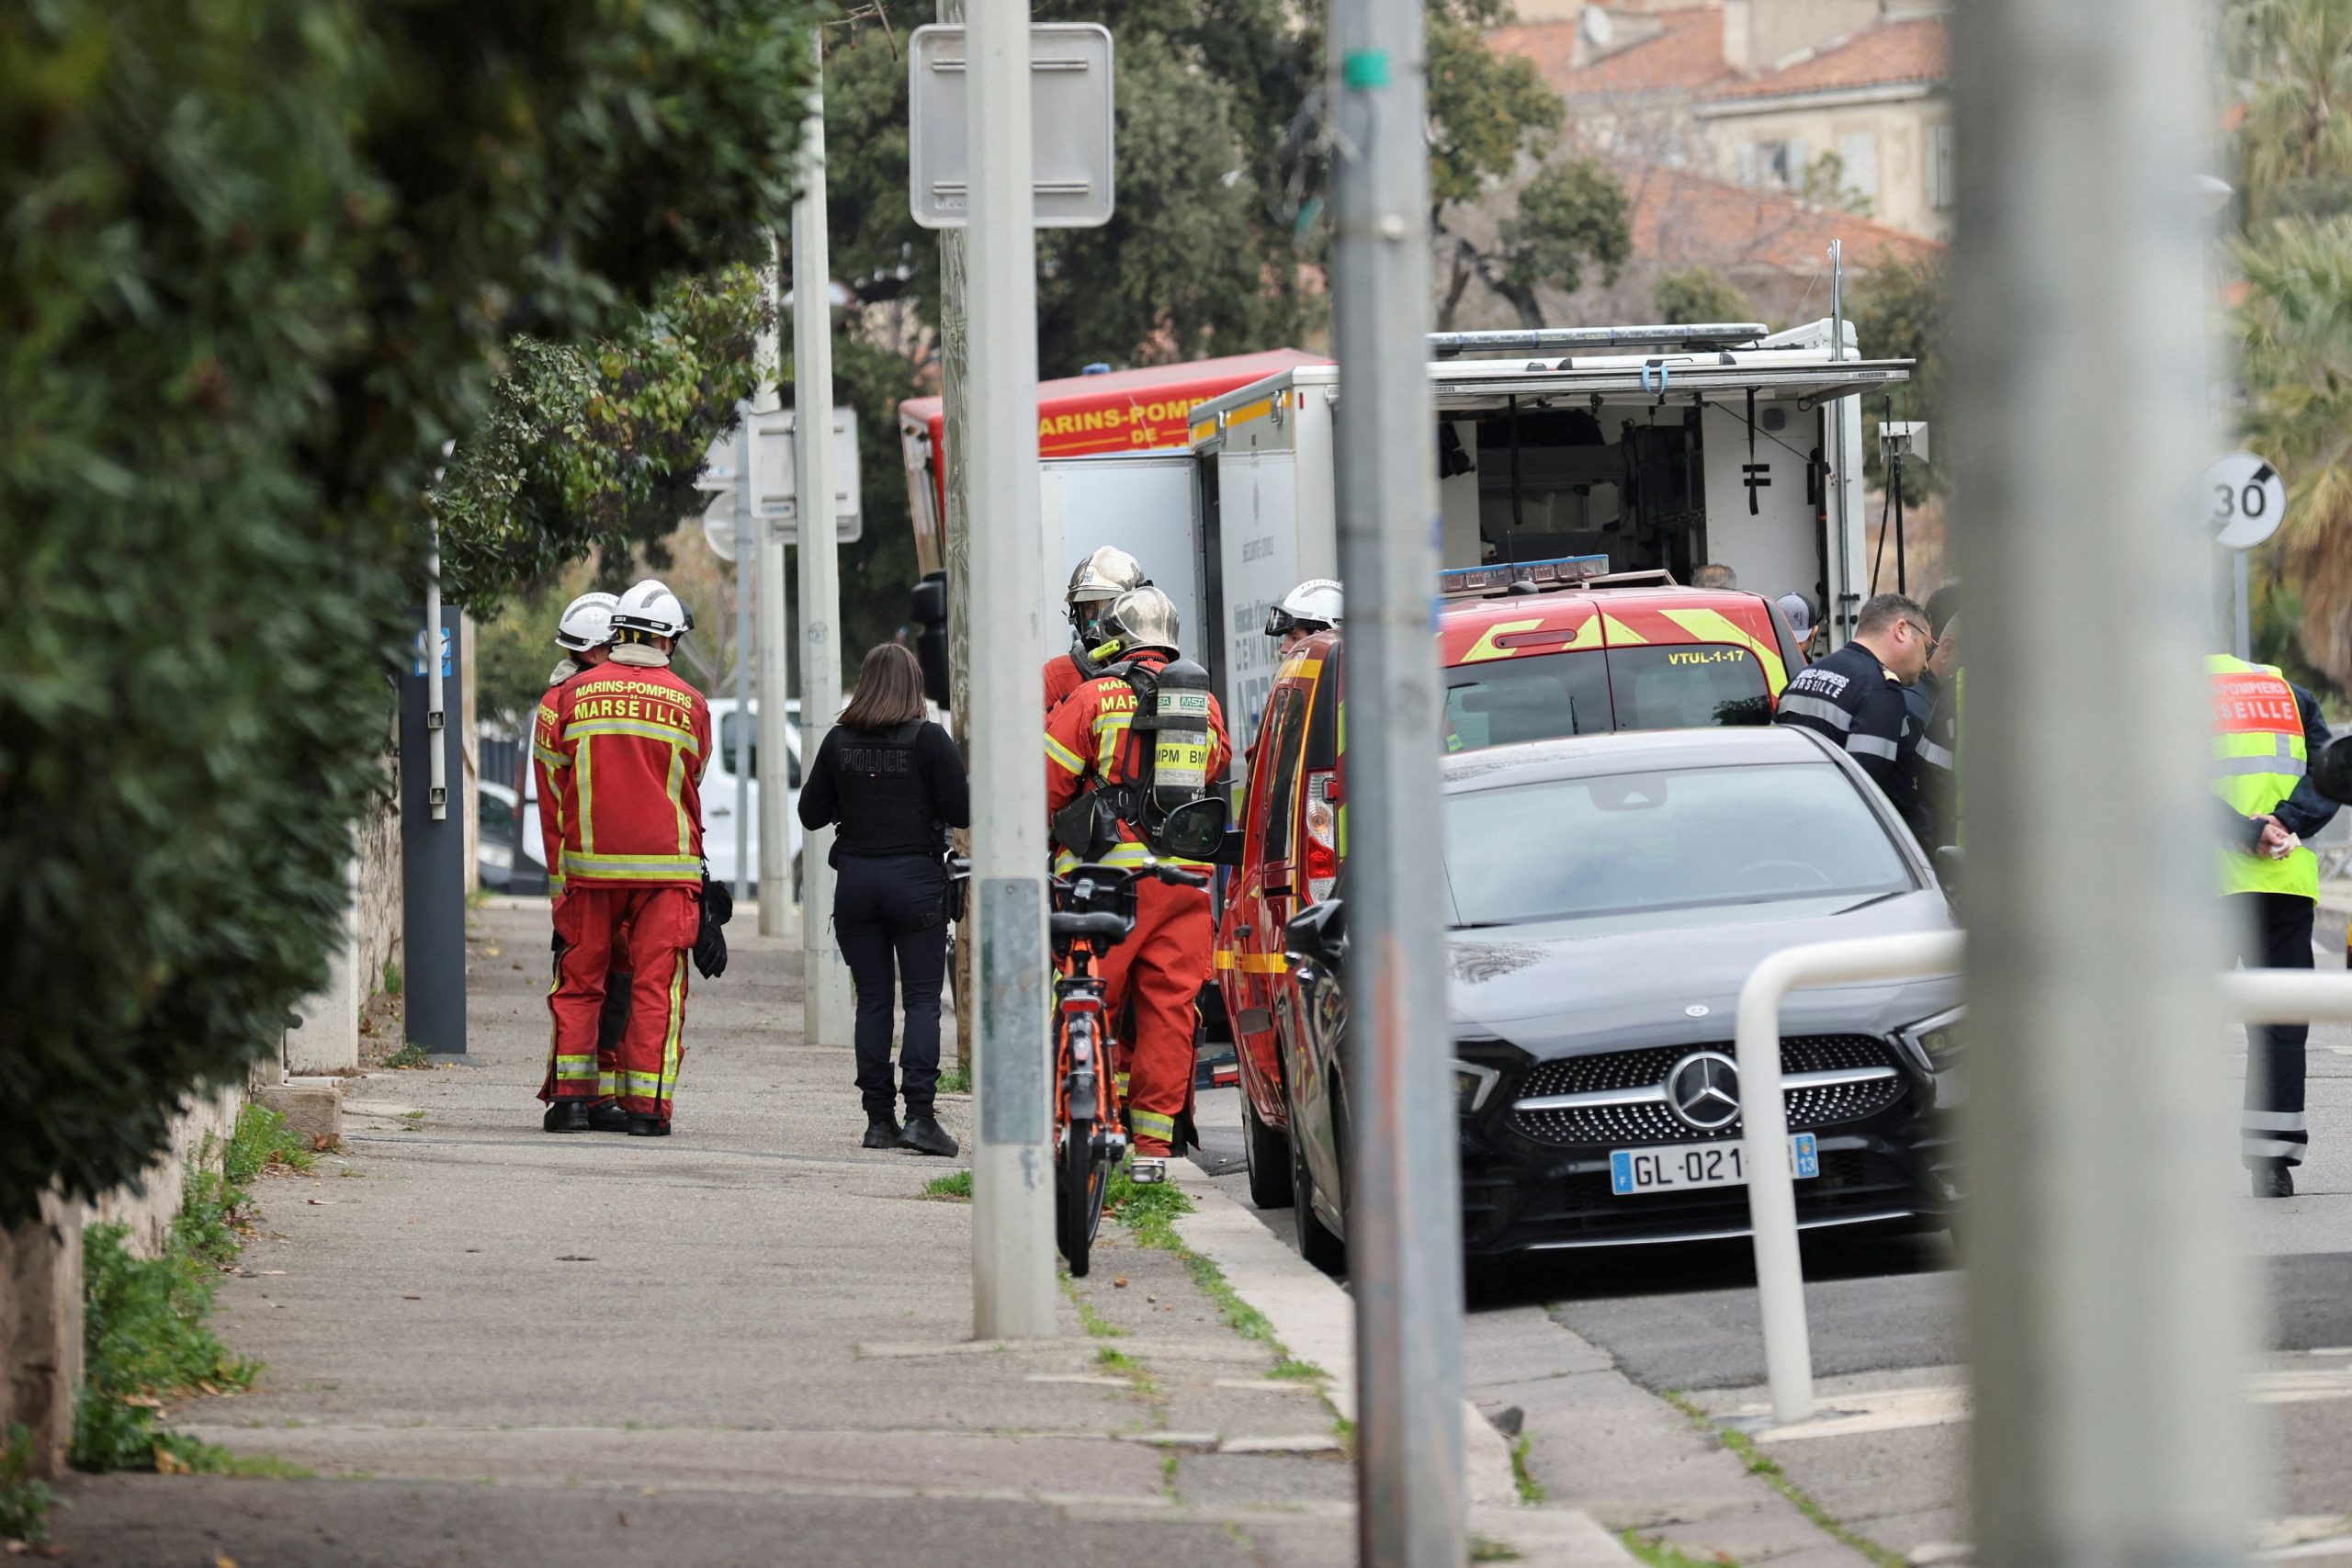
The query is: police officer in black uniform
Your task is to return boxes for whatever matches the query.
[797,643,971,1156]
[1774,592,1950,842]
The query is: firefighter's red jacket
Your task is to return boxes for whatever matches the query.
[1043,651,1088,716]
[540,656,712,889]
[1045,651,1231,871]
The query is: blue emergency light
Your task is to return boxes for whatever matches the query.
[1437,555,1611,597]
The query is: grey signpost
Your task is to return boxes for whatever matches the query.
[910,17,1112,1338]
[1329,3,1464,1562]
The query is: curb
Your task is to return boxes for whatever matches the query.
[1169,1162,1634,1563]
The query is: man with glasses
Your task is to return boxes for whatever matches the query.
[1773,592,1948,841]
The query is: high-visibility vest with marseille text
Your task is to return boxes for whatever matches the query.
[2209,653,2318,900]
[551,658,711,888]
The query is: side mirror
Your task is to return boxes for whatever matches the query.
[910,571,952,707]
[909,571,948,627]
[1159,796,1229,861]
[1934,843,1962,894]
[1283,897,1348,968]
[2314,737,2352,805]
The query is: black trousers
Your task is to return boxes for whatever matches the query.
[834,853,950,1119]
[2228,890,2312,1168]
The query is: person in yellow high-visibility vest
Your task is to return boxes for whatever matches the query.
[2210,653,2337,1198]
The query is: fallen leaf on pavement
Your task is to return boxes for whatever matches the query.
[122,1395,164,1410]
[617,1513,631,1528]
[217,1556,240,1568]
[1113,1277,1128,1288]
[260,1270,286,1276]
[153,1447,188,1474]
[402,1294,422,1301]
[555,1256,595,1263]
[305,1199,335,1206]
[485,946,502,957]
[512,963,525,971]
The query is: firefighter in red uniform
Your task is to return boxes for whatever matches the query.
[539,579,712,1136]
[1044,546,1149,715]
[1044,585,1232,1181]
[534,592,638,1133]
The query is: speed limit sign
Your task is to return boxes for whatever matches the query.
[2209,451,2286,550]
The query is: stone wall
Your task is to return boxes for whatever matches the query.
[285,765,402,1076]
[0,1081,243,1477]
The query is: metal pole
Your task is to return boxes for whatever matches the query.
[401,599,467,1055]
[754,249,794,938]
[1950,0,2251,1555]
[1734,931,1968,1427]
[936,0,975,1074]
[1329,2,1464,1562]
[735,416,753,897]
[2233,549,2253,662]
[966,0,1057,1339]
[1827,240,1852,645]
[792,43,853,1046]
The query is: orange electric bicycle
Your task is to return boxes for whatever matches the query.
[1048,860,1208,1277]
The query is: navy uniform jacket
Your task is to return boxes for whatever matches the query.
[1774,640,1949,842]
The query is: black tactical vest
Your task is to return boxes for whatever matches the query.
[833,720,941,859]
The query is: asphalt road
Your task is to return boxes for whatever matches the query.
[1191,901,2352,1396]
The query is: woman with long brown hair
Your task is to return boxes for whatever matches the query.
[797,643,970,1155]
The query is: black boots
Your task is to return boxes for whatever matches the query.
[626,1113,670,1137]
[899,1115,959,1158]
[864,1114,904,1149]
[2253,1161,2295,1199]
[586,1102,633,1133]
[542,1101,591,1134]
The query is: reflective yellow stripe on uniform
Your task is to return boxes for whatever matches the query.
[536,743,569,772]
[563,717,704,753]
[1046,733,1088,774]
[563,850,704,880]
[1129,1109,1177,1143]
[552,1055,600,1082]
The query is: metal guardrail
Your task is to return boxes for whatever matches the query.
[1736,938,2352,1427]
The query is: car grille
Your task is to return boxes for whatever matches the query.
[1509,1034,1907,1147]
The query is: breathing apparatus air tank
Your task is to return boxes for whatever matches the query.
[1148,655,1215,821]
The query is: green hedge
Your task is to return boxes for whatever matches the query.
[1,0,815,1222]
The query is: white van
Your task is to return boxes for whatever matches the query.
[514,695,801,897]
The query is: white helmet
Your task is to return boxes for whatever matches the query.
[1264,579,1342,639]
[555,592,619,652]
[1100,584,1182,656]
[1067,547,1148,606]
[611,579,693,641]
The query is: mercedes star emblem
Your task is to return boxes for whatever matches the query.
[1665,1050,1742,1132]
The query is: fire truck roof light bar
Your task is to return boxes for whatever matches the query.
[1426,323,1770,360]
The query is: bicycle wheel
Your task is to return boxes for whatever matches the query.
[1060,1112,1101,1276]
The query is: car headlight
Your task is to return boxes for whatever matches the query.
[1453,1057,1500,1114]
[1901,1006,1965,1066]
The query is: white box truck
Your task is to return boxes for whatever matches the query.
[959,320,1910,756]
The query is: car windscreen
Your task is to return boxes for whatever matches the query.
[1441,644,1771,752]
[1442,762,1912,928]
[1606,645,1773,730]
[1442,651,1611,750]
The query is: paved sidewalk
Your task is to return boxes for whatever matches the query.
[42,902,1370,1567]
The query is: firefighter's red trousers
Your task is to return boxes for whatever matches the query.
[546,885,699,1121]
[1095,878,1210,1156]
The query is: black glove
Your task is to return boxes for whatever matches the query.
[701,876,734,928]
[693,919,729,979]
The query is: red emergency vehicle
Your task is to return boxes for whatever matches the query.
[1216,563,1804,1204]
[898,349,1326,575]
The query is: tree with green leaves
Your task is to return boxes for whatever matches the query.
[1848,254,1944,502]
[4,0,816,1223]
[434,267,769,615]
[1652,266,1754,327]
[1428,7,1632,330]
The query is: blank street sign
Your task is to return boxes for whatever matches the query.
[908,23,1114,231]
[697,410,862,546]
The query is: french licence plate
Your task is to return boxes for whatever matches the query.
[1609,1134,1819,1196]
